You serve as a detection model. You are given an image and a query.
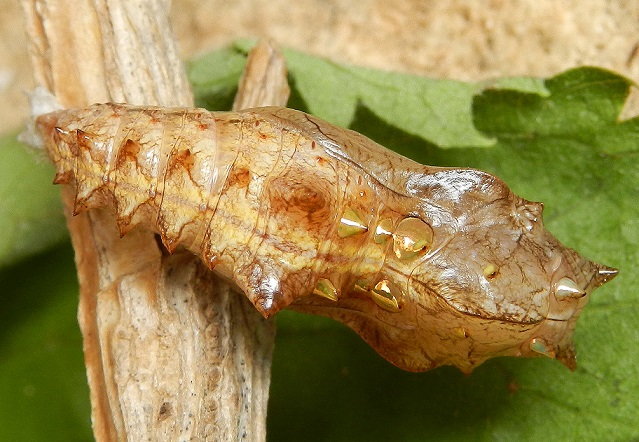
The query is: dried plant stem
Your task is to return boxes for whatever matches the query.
[233,40,290,110]
[21,0,287,439]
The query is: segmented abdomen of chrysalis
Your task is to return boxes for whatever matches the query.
[37,103,617,373]
[36,104,382,316]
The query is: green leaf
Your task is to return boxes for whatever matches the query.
[188,45,247,111]
[0,133,67,267]
[1,45,636,441]
[0,243,91,441]
[282,49,494,148]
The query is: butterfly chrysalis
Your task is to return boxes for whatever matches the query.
[36,103,617,372]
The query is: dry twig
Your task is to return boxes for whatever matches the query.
[21,0,288,439]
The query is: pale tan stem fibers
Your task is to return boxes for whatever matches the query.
[21,0,287,439]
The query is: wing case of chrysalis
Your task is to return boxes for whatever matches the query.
[36,103,617,373]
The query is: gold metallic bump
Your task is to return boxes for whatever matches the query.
[337,207,368,238]
[452,327,467,339]
[313,278,339,301]
[529,338,555,358]
[373,218,393,244]
[353,279,369,294]
[483,263,499,279]
[555,277,586,299]
[393,217,434,259]
[369,279,404,313]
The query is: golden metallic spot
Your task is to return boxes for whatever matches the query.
[313,278,339,301]
[529,338,555,358]
[353,279,369,294]
[452,327,468,339]
[393,217,434,259]
[555,277,586,299]
[373,218,393,244]
[369,279,404,313]
[337,207,368,238]
[483,263,499,279]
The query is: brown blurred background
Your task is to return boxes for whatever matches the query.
[2,0,638,132]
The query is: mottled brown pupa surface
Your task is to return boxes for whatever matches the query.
[37,103,617,373]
